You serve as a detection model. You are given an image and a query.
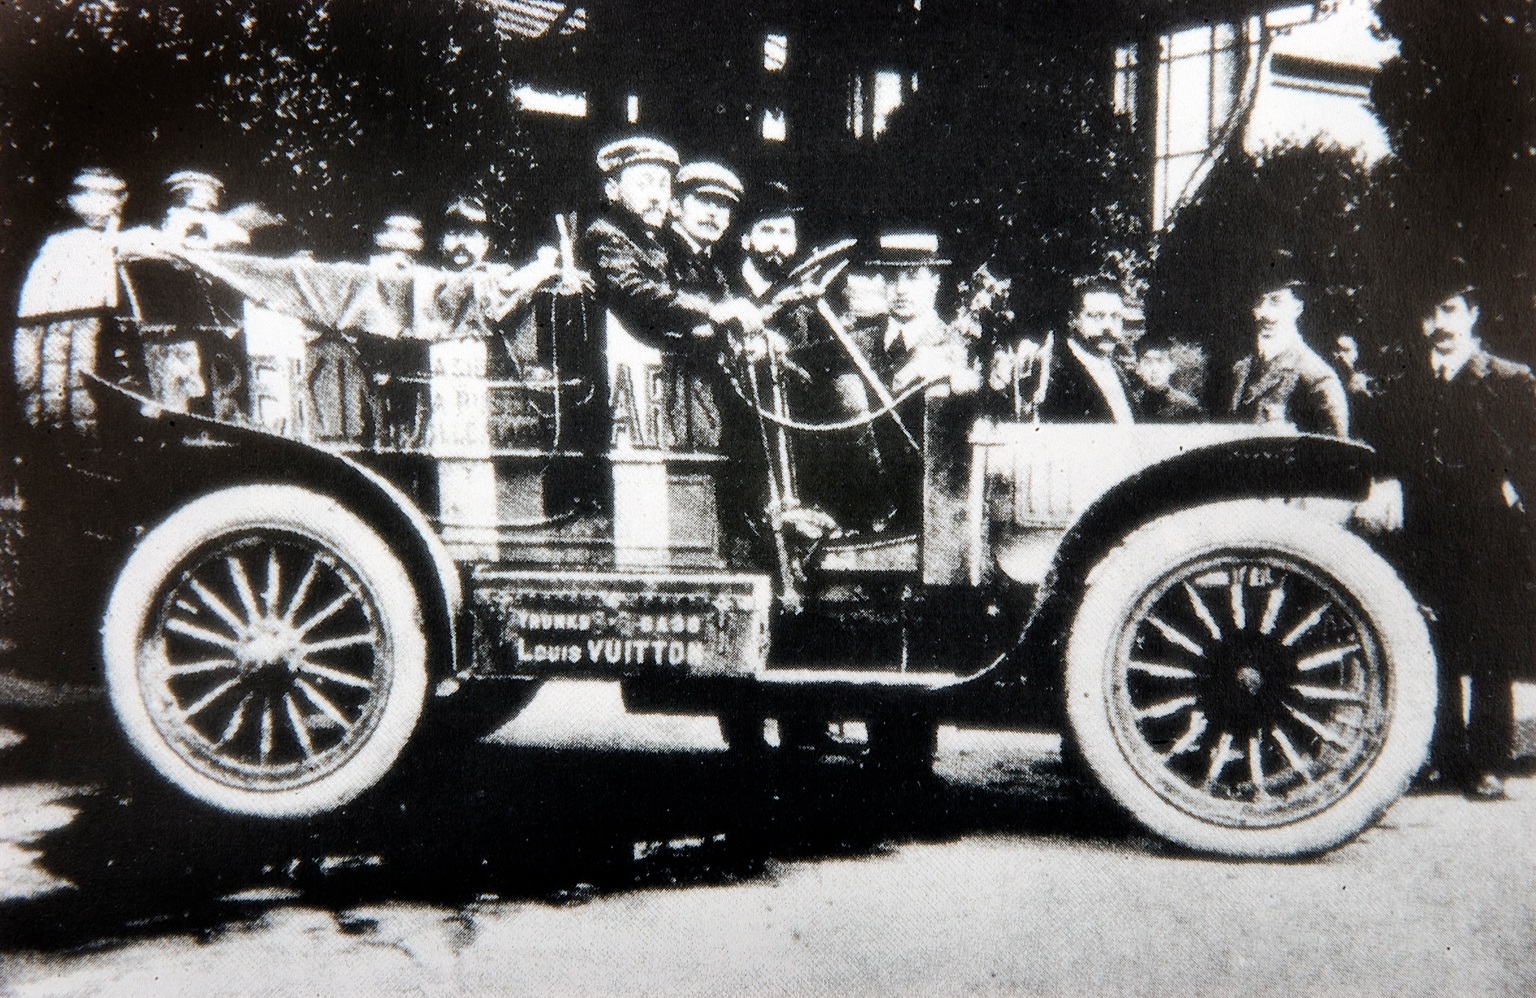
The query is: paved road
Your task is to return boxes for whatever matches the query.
[1,680,1532,996]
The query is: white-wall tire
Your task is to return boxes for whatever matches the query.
[1064,500,1436,858]
[102,484,427,818]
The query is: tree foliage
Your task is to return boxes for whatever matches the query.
[0,0,530,277]
[1146,141,1376,398]
[1370,0,1536,358]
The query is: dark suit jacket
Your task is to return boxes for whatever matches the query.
[579,212,714,351]
[1229,343,1349,437]
[1369,349,1536,682]
[1037,338,1133,422]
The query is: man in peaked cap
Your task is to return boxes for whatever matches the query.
[1355,261,1536,799]
[13,167,130,437]
[580,136,762,452]
[440,196,493,271]
[1227,251,1348,437]
[668,161,743,273]
[161,170,250,250]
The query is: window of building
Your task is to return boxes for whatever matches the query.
[847,68,914,140]
[764,33,788,72]
[1151,4,1314,229]
[1113,44,1139,128]
[762,108,787,142]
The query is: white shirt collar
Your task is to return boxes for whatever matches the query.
[1067,338,1135,424]
[740,259,773,300]
[1431,340,1476,382]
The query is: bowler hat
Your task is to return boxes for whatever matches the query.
[744,180,802,223]
[596,136,680,174]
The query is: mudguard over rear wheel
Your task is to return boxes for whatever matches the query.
[1064,500,1436,858]
[102,484,428,818]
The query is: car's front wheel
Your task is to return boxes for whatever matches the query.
[102,484,428,818]
[1064,500,1436,858]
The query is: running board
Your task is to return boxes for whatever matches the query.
[757,669,965,690]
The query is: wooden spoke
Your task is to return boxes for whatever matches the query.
[1296,643,1361,673]
[1161,710,1208,759]
[1259,584,1286,636]
[259,704,274,763]
[1229,576,1247,631]
[165,617,241,651]
[1134,695,1197,721]
[294,590,356,637]
[1285,704,1349,749]
[1290,683,1366,703]
[215,694,253,748]
[301,632,377,656]
[297,660,374,690]
[187,580,246,634]
[1184,583,1222,640]
[296,679,351,727]
[1127,660,1198,681]
[164,657,240,677]
[263,548,282,617]
[1203,731,1238,789]
[1145,614,1205,657]
[1248,734,1268,799]
[180,677,241,721]
[1271,726,1313,783]
[284,694,315,759]
[227,555,262,621]
[281,555,321,625]
[1280,604,1327,647]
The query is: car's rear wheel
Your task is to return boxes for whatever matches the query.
[102,484,428,818]
[1064,500,1435,858]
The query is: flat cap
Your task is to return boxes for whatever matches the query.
[72,167,126,195]
[676,161,744,204]
[165,170,225,196]
[445,196,489,227]
[870,231,950,268]
[375,213,424,253]
[596,136,680,174]
[1418,254,1478,310]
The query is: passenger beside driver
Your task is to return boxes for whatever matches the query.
[1018,277,1199,423]
[869,233,978,395]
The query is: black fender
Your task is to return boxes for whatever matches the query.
[84,379,463,681]
[944,433,1380,725]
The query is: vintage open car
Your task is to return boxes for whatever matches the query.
[22,246,1436,859]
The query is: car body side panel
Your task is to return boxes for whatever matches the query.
[85,378,462,679]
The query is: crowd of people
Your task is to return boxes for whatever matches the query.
[9,135,1534,800]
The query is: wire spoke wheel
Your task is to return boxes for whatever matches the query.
[104,485,427,818]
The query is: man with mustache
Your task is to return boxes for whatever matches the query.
[581,137,761,452]
[1228,259,1349,437]
[1023,275,1198,423]
[1356,265,1536,799]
